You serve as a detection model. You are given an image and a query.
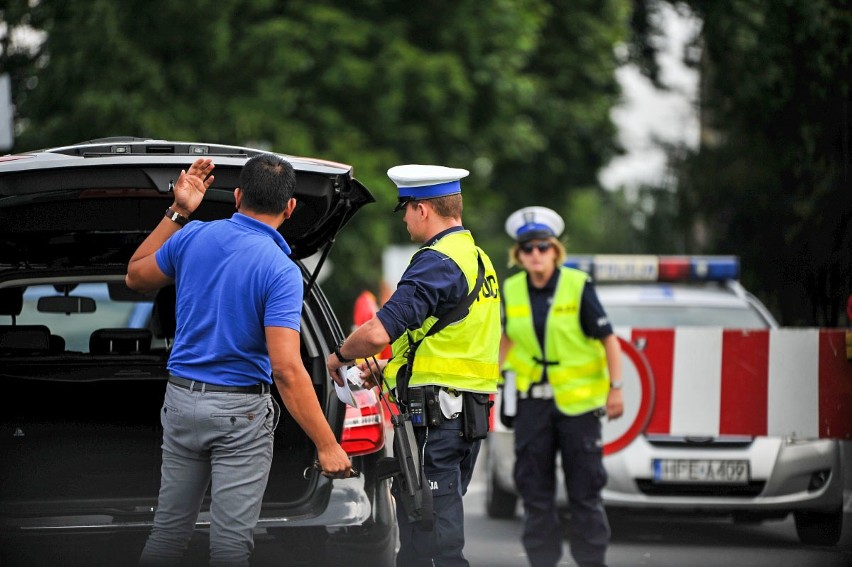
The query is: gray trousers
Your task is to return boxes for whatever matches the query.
[139,382,276,567]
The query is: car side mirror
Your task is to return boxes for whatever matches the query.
[37,295,96,314]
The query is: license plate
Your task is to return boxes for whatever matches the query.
[652,459,750,484]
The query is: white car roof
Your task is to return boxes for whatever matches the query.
[562,255,779,328]
[596,282,751,308]
[594,281,779,329]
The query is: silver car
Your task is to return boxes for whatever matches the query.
[486,255,849,546]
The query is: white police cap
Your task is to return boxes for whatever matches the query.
[505,206,565,243]
[387,164,469,200]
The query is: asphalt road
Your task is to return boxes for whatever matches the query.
[3,443,850,567]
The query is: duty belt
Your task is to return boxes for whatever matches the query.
[518,382,553,400]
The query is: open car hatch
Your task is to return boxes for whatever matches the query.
[0,137,375,286]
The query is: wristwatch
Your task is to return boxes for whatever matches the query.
[165,207,190,227]
[610,380,623,390]
[334,343,354,364]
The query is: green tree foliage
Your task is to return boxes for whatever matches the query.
[0,0,48,121]
[7,0,846,327]
[631,0,851,325]
[2,0,630,326]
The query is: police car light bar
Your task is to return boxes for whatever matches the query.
[563,255,740,282]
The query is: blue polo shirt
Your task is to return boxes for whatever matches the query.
[155,213,302,386]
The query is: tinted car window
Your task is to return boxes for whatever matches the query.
[19,283,161,352]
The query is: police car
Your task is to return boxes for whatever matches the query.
[486,255,847,546]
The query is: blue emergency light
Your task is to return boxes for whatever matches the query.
[563,255,740,282]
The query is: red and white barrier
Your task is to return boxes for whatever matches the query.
[603,328,852,453]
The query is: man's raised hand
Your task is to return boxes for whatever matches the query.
[172,158,215,216]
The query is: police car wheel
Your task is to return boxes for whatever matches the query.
[794,506,842,546]
[485,467,518,519]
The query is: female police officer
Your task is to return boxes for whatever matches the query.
[500,206,623,567]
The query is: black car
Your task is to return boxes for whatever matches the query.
[0,138,397,566]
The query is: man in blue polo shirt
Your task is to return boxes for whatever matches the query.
[126,154,352,567]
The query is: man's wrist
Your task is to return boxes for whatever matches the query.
[334,344,354,364]
[165,206,190,227]
[610,380,623,390]
[169,203,192,217]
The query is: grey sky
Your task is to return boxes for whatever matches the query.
[599,4,701,194]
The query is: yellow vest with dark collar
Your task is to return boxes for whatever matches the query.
[503,266,609,415]
[383,231,501,394]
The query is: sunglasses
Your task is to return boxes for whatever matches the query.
[520,242,554,254]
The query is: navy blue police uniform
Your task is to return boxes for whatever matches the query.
[501,204,615,567]
[377,226,478,567]
[508,269,612,567]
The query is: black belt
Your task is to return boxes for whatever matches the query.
[168,375,270,395]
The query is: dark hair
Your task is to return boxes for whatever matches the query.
[238,153,296,215]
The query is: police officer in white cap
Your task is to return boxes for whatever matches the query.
[326,164,501,566]
[500,206,623,567]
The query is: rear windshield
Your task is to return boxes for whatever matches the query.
[605,305,770,329]
[18,283,160,352]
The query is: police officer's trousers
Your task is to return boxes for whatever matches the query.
[394,415,480,567]
[513,398,610,567]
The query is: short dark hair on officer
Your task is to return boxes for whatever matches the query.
[239,153,296,215]
[428,193,463,218]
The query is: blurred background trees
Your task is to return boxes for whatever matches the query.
[0,0,848,327]
[631,0,851,326]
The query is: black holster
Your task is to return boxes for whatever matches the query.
[395,335,421,406]
[462,392,492,441]
[424,387,444,427]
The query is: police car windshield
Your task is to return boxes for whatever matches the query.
[605,305,770,329]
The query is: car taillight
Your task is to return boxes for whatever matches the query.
[341,388,386,456]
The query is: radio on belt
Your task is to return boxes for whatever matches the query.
[408,387,426,426]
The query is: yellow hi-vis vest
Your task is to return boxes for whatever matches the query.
[502,267,610,415]
[383,231,501,394]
